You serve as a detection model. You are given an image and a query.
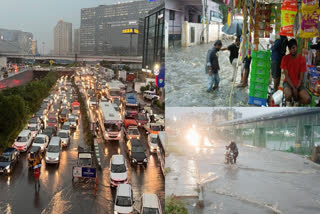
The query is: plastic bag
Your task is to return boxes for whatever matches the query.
[299,9,320,38]
[279,6,297,37]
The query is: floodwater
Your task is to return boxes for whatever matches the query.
[166,138,320,214]
[166,41,250,107]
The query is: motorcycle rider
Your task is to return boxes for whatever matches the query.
[226,141,239,163]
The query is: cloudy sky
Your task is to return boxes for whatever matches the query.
[0,0,139,54]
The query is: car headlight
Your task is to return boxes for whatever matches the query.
[54,157,59,161]
[46,156,49,160]
[129,136,132,139]
[5,165,10,170]
[105,133,109,138]
[144,158,148,163]
[132,158,137,163]
[117,133,121,137]
[138,123,141,126]
[114,211,118,214]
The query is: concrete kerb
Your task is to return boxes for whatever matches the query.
[94,138,102,170]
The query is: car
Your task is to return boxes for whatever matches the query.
[28,117,41,128]
[143,90,159,101]
[59,109,69,123]
[135,113,148,127]
[42,126,56,140]
[0,148,20,175]
[13,130,33,152]
[141,193,163,214]
[33,134,49,153]
[110,155,128,187]
[28,124,41,139]
[114,184,134,214]
[126,126,140,141]
[88,96,98,109]
[126,139,147,166]
[61,122,71,135]
[67,115,78,129]
[148,134,159,153]
[58,130,70,148]
[45,137,61,165]
[47,116,58,129]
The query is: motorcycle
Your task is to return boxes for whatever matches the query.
[225,147,235,164]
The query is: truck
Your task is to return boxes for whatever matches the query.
[97,101,122,141]
[107,85,121,101]
[125,93,139,118]
[118,70,127,82]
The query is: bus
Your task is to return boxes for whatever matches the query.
[97,101,122,141]
[158,131,165,176]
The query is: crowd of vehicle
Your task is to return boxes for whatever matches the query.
[76,66,165,213]
[0,75,79,173]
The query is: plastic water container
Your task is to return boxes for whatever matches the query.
[272,88,283,105]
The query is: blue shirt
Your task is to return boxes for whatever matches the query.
[271,38,286,61]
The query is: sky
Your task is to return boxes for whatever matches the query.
[0,0,139,54]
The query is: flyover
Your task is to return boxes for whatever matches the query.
[215,108,320,154]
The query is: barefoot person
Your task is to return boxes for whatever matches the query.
[206,40,222,92]
[280,39,311,105]
[221,37,240,82]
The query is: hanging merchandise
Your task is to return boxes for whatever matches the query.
[279,0,298,37]
[275,4,282,39]
[265,4,271,38]
[270,4,277,24]
[227,10,232,27]
[298,0,320,38]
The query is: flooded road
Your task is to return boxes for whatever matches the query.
[166,138,320,214]
[0,100,164,214]
[165,42,250,107]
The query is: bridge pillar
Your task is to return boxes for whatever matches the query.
[253,127,266,147]
[0,56,7,68]
[304,125,313,152]
[235,129,243,144]
[295,119,304,153]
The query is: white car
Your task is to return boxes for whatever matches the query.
[45,137,61,164]
[61,122,71,135]
[143,90,159,100]
[148,134,159,153]
[68,115,78,129]
[110,155,128,187]
[58,130,70,148]
[33,134,49,152]
[141,193,163,214]
[114,184,134,214]
[28,124,41,139]
[13,130,33,152]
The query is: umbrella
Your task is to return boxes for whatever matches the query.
[222,19,243,37]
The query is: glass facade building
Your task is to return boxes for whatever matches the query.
[142,4,165,70]
[80,0,162,56]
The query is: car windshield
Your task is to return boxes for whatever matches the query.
[29,118,37,123]
[62,125,70,130]
[47,145,59,153]
[29,126,37,131]
[137,114,147,121]
[68,118,76,122]
[111,164,126,173]
[143,208,159,214]
[110,90,120,96]
[132,146,144,153]
[73,106,80,110]
[128,128,139,135]
[91,97,97,102]
[34,137,45,144]
[105,123,120,132]
[0,156,10,162]
[116,196,132,207]
[151,138,158,145]
[17,136,27,142]
[78,158,91,166]
[43,130,52,136]
[59,132,68,138]
[113,99,120,105]
[48,118,57,123]
[151,125,161,131]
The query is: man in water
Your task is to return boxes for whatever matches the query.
[206,40,222,92]
[221,37,241,82]
[226,141,239,163]
[280,39,311,105]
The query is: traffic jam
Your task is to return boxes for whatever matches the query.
[0,65,165,214]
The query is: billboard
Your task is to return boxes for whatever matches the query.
[208,1,223,23]
[122,28,139,34]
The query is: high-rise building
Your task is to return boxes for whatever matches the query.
[74,28,80,54]
[54,20,72,56]
[0,28,33,54]
[80,0,163,56]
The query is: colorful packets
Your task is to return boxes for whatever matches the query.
[279,0,298,37]
[299,0,320,38]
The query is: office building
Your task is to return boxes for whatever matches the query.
[54,20,72,56]
[80,0,163,56]
[0,28,33,54]
[74,28,80,54]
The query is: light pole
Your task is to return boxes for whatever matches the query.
[42,42,45,56]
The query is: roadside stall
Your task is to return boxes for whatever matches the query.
[226,0,320,106]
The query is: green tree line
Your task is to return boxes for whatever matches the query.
[0,71,57,151]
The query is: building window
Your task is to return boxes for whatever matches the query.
[169,10,175,21]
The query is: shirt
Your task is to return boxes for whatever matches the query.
[227,43,239,64]
[280,54,306,87]
[271,37,287,61]
[206,47,220,73]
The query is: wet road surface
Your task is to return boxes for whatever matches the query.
[0,95,164,214]
[166,138,320,214]
[165,41,250,107]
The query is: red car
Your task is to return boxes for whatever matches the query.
[47,117,58,129]
[135,113,148,127]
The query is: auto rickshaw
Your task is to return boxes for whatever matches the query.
[28,146,42,168]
